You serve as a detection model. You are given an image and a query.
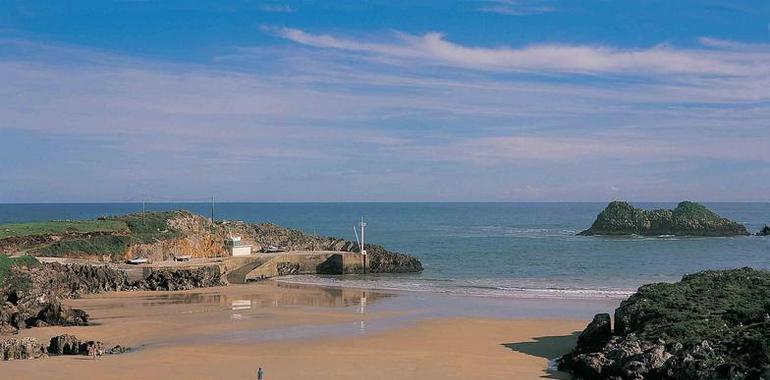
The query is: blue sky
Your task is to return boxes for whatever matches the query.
[1,0,769,202]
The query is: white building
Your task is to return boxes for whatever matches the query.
[226,236,252,257]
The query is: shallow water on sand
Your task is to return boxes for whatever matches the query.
[105,282,616,347]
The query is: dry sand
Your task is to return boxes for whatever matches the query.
[1,282,591,379]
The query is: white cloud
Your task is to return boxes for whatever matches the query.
[2,37,769,201]
[268,27,770,76]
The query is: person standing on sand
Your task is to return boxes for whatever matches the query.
[257,367,264,380]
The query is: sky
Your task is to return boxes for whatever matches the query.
[1,0,769,202]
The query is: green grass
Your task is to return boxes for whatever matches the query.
[110,211,183,243]
[0,255,40,286]
[2,210,192,260]
[0,220,128,239]
[34,235,131,259]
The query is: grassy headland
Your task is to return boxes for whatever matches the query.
[0,220,128,240]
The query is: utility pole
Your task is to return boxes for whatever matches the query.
[360,217,367,274]
[210,196,214,224]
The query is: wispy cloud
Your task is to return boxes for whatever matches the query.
[2,35,769,201]
[259,4,294,13]
[267,27,770,76]
[476,0,557,16]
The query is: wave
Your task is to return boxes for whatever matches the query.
[275,275,635,300]
[434,225,583,240]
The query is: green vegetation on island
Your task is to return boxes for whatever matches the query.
[579,201,749,236]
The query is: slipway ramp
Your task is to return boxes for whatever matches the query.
[224,251,364,284]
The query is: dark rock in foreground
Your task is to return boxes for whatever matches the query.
[1,260,223,334]
[48,334,128,356]
[758,225,770,236]
[577,313,612,352]
[48,334,92,355]
[0,334,130,360]
[579,201,749,236]
[0,337,46,360]
[559,268,770,379]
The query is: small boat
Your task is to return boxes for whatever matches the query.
[126,257,149,265]
[263,245,285,253]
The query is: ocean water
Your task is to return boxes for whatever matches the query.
[1,202,769,298]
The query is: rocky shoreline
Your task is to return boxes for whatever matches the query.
[0,259,224,335]
[1,210,422,358]
[2,334,130,361]
[559,268,770,379]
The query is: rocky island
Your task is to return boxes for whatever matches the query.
[559,267,770,379]
[579,201,749,236]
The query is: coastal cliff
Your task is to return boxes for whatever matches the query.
[0,210,422,273]
[559,268,770,379]
[579,201,749,236]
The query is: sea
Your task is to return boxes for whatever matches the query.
[2,202,769,299]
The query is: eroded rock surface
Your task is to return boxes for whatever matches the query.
[0,337,46,360]
[136,266,223,291]
[559,268,770,379]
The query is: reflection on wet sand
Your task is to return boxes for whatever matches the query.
[138,281,391,311]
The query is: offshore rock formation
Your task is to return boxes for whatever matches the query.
[579,201,749,236]
[758,225,770,236]
[559,268,770,379]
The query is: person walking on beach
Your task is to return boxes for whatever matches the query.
[257,367,264,380]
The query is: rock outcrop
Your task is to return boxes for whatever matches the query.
[758,225,770,236]
[1,262,93,334]
[1,337,46,360]
[47,334,127,356]
[48,334,94,355]
[1,260,223,334]
[559,268,770,379]
[579,201,749,236]
[135,266,223,291]
[0,335,129,360]
[360,243,423,273]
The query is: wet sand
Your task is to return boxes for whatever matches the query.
[2,282,617,379]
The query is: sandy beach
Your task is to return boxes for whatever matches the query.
[0,281,617,380]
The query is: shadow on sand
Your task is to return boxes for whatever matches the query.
[502,331,580,379]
